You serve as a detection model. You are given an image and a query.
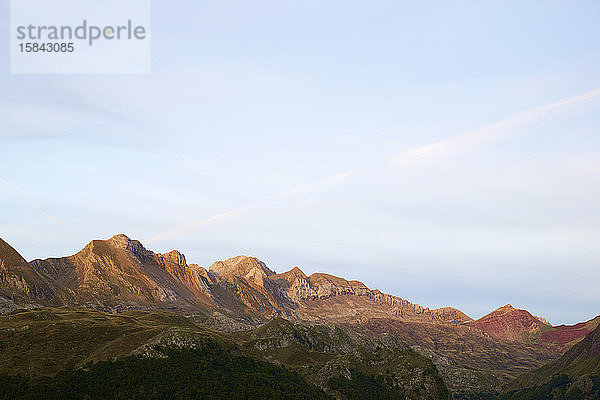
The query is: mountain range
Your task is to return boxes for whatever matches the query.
[1,234,598,398]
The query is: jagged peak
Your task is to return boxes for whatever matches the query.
[92,234,152,259]
[430,307,474,323]
[308,272,368,289]
[226,255,251,263]
[289,266,306,277]
[487,304,519,315]
[158,250,187,266]
[106,235,188,267]
[188,263,209,274]
[475,304,541,323]
[493,304,540,317]
[209,255,275,277]
[106,233,144,249]
[270,266,308,285]
[534,315,551,326]
[109,233,132,242]
[274,266,306,279]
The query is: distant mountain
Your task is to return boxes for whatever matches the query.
[8,234,472,326]
[350,318,555,395]
[468,304,600,351]
[468,304,550,342]
[0,234,597,398]
[540,323,600,379]
[501,324,600,399]
[541,315,600,352]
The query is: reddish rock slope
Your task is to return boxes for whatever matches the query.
[468,304,549,342]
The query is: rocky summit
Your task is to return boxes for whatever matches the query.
[0,234,598,398]
[467,304,550,342]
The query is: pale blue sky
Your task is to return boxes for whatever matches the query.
[1,1,599,324]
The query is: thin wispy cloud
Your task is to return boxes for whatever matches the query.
[392,87,600,166]
[0,177,62,225]
[2,1,598,324]
[145,171,356,243]
[147,88,600,243]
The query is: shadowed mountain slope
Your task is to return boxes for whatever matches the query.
[500,324,600,400]
[0,238,58,311]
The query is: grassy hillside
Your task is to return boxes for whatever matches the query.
[347,318,559,397]
[500,324,600,400]
[498,374,600,400]
[0,307,449,400]
[0,307,212,376]
[0,346,327,400]
[236,318,450,399]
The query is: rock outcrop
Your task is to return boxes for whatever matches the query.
[210,255,275,286]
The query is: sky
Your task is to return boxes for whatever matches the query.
[1,0,599,324]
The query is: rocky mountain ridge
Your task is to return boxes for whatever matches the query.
[1,233,598,397]
[1,234,473,325]
[1,234,596,344]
